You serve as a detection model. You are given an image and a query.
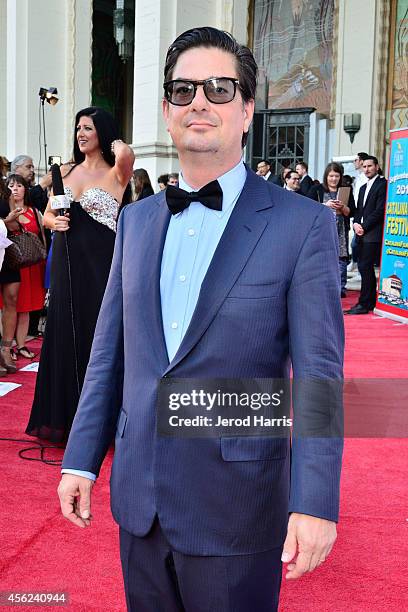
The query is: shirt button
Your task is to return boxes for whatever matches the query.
[171,322,178,329]
[188,229,195,236]
[179,275,186,282]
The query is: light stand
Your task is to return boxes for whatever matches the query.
[38,87,58,176]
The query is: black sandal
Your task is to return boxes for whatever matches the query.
[16,346,36,359]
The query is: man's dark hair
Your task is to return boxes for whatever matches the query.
[322,162,344,192]
[364,155,379,165]
[257,159,270,167]
[296,161,308,172]
[158,174,169,186]
[357,152,369,161]
[164,27,258,146]
[285,170,299,183]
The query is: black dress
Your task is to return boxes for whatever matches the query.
[26,187,119,442]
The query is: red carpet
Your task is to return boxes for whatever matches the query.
[0,293,407,611]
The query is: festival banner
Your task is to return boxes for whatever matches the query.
[376,128,408,322]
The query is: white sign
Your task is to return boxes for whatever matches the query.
[0,382,22,396]
[19,362,40,372]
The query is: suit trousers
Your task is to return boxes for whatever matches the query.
[357,241,381,310]
[119,519,283,612]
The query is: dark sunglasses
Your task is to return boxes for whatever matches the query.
[163,77,240,106]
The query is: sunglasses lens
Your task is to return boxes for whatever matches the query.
[165,78,237,105]
[166,81,195,105]
[205,78,236,103]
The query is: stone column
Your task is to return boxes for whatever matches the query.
[333,0,389,161]
[5,0,92,170]
[131,0,224,189]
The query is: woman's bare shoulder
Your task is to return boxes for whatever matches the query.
[60,162,76,179]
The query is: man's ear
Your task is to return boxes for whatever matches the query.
[243,99,255,133]
[162,98,169,129]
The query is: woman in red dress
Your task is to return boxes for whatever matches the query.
[0,175,45,365]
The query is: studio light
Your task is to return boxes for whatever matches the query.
[39,87,59,106]
[38,87,60,176]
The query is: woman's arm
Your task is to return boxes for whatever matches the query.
[43,202,70,232]
[3,208,22,231]
[43,163,72,231]
[111,140,135,187]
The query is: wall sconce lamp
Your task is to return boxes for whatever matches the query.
[113,0,134,63]
[343,113,361,144]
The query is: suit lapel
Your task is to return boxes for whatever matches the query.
[357,183,367,210]
[138,193,171,368]
[360,176,383,212]
[164,171,274,375]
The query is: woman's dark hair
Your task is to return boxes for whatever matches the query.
[322,162,344,192]
[342,175,353,187]
[0,176,9,200]
[73,107,120,167]
[158,174,169,186]
[164,27,258,146]
[133,169,153,195]
[6,173,31,206]
[72,106,132,206]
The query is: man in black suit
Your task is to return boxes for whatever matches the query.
[256,159,273,181]
[296,162,314,196]
[344,156,387,315]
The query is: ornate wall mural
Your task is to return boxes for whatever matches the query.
[390,0,408,129]
[253,0,334,115]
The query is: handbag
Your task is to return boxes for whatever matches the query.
[4,209,47,271]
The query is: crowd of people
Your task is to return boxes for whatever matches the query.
[0,144,387,410]
[0,135,180,384]
[256,154,387,306]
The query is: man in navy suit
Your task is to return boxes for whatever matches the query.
[344,156,387,314]
[58,27,344,611]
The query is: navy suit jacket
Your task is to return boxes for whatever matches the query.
[63,169,344,556]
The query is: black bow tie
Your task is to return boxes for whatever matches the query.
[166,180,223,215]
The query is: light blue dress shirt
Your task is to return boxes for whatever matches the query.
[161,160,247,361]
[62,160,247,481]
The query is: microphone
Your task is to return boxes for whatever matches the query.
[50,163,70,216]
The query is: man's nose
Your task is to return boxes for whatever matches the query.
[190,84,210,110]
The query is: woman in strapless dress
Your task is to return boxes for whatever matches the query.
[26,107,134,442]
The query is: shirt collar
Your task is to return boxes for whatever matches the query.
[178,159,247,218]
[367,174,378,186]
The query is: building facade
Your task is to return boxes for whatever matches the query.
[1,0,407,187]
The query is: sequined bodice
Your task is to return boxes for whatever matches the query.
[64,186,119,232]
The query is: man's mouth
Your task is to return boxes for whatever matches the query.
[186,120,216,128]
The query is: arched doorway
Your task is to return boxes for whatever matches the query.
[92,0,135,142]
